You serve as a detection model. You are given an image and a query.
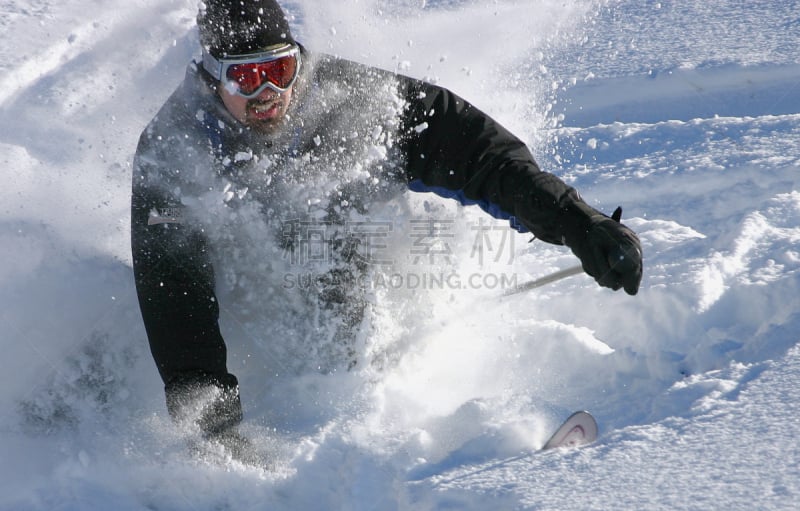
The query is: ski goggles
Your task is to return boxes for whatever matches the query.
[202,45,301,98]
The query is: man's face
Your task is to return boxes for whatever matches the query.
[219,82,293,134]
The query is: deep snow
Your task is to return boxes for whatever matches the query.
[1,0,799,510]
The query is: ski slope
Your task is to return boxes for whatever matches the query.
[1,0,798,509]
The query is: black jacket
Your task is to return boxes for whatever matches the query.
[132,49,602,427]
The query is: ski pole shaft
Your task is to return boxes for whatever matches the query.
[501,265,583,297]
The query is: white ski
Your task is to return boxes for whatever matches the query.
[541,411,598,450]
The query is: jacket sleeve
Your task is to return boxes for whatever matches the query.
[131,135,230,386]
[399,79,599,246]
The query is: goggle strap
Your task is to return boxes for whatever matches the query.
[202,50,224,82]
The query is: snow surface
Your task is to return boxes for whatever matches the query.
[1,0,799,509]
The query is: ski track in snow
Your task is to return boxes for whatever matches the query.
[1,0,799,510]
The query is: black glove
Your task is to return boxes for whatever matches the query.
[566,206,643,295]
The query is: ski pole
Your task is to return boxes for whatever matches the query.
[500,264,583,297]
[501,207,637,297]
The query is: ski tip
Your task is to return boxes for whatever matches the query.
[541,411,598,451]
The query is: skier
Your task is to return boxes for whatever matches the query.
[131,0,642,459]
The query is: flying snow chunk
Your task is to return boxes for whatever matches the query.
[369,144,387,159]
[414,122,429,133]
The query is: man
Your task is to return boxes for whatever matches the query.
[131,0,642,459]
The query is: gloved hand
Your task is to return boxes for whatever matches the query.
[567,206,643,295]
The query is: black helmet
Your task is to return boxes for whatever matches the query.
[198,0,296,58]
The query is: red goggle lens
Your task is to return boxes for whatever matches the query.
[226,55,298,95]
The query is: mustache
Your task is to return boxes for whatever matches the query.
[247,96,279,108]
